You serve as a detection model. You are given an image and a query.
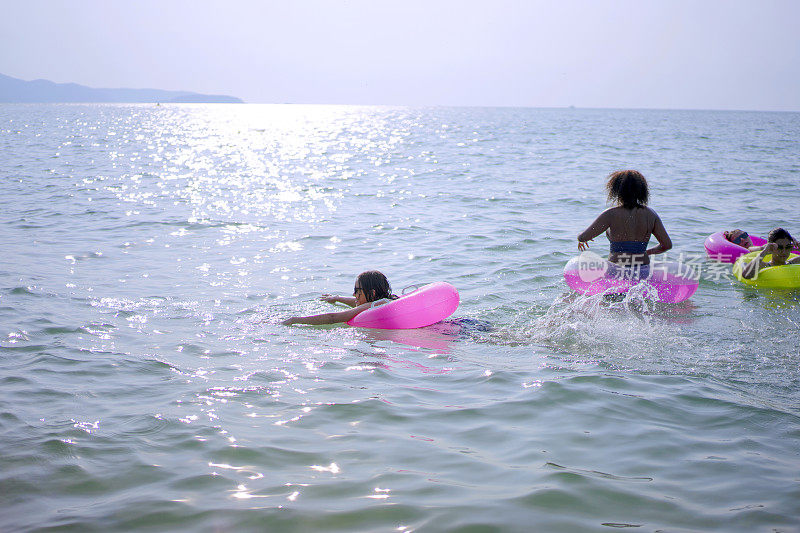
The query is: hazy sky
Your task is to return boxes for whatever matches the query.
[3,0,799,110]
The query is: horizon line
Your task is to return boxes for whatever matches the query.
[2,101,798,114]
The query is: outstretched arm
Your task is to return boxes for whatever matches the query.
[283,301,372,326]
[647,214,672,256]
[577,210,611,251]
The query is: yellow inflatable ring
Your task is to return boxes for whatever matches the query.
[732,251,800,289]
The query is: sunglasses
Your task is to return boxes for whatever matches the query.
[774,243,793,251]
[731,232,749,245]
[353,286,363,295]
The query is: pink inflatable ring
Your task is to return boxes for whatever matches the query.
[563,253,698,303]
[347,282,459,329]
[704,231,767,263]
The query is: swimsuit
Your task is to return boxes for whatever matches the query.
[608,241,650,279]
[609,241,648,254]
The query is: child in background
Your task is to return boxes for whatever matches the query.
[740,228,800,279]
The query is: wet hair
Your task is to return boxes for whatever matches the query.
[606,170,649,209]
[768,227,794,243]
[356,270,398,302]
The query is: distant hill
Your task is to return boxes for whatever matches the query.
[0,73,243,103]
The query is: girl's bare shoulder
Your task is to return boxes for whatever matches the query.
[600,206,622,219]
[644,206,662,220]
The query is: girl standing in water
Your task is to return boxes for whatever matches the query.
[577,170,672,276]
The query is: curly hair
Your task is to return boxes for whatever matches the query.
[606,170,649,209]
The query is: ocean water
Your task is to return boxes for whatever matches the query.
[1,103,799,532]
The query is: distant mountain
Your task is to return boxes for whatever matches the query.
[0,73,243,103]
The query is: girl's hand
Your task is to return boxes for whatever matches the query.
[282,317,297,326]
[578,240,590,251]
[762,242,777,255]
[319,294,338,304]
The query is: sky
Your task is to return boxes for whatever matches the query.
[2,0,799,111]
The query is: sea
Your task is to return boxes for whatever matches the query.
[1,104,799,532]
